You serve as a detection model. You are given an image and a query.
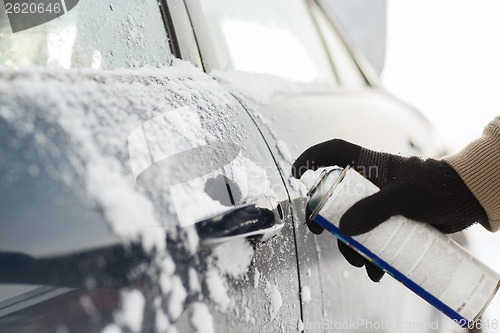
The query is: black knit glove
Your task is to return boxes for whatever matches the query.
[292,139,488,282]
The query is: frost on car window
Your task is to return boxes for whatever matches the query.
[196,0,335,83]
[0,0,171,69]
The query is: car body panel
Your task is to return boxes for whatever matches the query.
[256,89,440,161]
[0,64,300,331]
[214,69,443,331]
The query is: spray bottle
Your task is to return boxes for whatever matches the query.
[302,166,499,328]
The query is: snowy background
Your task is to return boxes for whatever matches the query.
[382,1,500,329]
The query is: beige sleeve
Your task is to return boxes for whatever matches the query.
[442,117,500,231]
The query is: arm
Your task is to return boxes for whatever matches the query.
[443,116,500,231]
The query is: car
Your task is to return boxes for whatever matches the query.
[0,0,453,332]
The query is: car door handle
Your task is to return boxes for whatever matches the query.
[195,197,285,246]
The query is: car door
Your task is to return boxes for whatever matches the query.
[180,0,448,332]
[261,5,446,332]
[0,1,300,332]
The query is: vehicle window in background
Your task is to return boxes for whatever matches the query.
[311,2,366,88]
[196,0,336,84]
[0,0,171,69]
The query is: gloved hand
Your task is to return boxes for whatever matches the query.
[292,139,488,282]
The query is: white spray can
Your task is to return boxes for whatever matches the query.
[303,166,499,328]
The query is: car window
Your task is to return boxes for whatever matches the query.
[0,0,171,69]
[194,0,336,84]
[310,2,367,88]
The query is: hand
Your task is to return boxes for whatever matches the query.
[305,202,385,282]
[292,139,488,282]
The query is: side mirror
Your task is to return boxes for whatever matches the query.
[321,0,387,76]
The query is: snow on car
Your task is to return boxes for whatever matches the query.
[0,0,450,332]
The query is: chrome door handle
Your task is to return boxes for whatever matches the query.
[195,197,285,246]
